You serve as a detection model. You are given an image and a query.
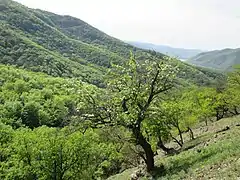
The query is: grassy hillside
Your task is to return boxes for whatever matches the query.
[108,116,240,180]
[188,48,240,71]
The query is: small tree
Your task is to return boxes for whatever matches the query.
[161,98,185,147]
[194,87,218,125]
[156,88,202,148]
[226,66,240,115]
[83,53,178,171]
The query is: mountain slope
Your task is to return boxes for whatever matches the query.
[188,48,240,71]
[0,23,105,86]
[0,0,222,86]
[127,41,203,59]
[108,116,240,180]
[0,63,94,127]
[34,9,140,58]
[0,0,125,67]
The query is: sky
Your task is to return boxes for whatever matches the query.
[15,0,240,50]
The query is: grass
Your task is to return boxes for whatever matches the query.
[108,116,240,180]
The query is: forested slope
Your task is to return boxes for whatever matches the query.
[0,0,125,67]
[1,59,239,180]
[34,9,140,58]
[0,24,105,85]
[0,64,99,128]
[0,0,222,86]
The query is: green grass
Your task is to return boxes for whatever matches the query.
[109,116,240,180]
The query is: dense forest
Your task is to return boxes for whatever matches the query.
[1,60,240,179]
[0,0,240,179]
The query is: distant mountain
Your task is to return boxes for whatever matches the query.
[187,48,240,71]
[127,41,203,59]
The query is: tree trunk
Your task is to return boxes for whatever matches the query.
[216,107,225,120]
[139,134,154,172]
[216,110,220,120]
[234,106,239,115]
[205,119,208,126]
[177,126,183,145]
[59,145,63,180]
[169,132,183,147]
[133,128,154,172]
[53,160,57,180]
[157,137,174,154]
[188,127,194,140]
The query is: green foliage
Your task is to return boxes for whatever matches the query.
[82,54,179,171]
[226,66,240,113]
[0,52,239,179]
[0,64,96,128]
[0,0,124,67]
[0,23,105,86]
[0,125,123,180]
[194,88,218,120]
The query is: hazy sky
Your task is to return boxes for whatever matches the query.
[15,0,240,50]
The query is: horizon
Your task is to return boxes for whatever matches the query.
[15,0,240,50]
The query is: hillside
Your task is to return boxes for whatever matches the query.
[0,54,239,180]
[187,48,240,71]
[0,0,222,86]
[0,23,105,85]
[108,116,240,180]
[34,9,140,58]
[0,64,98,128]
[127,41,203,59]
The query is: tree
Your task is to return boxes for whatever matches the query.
[83,53,178,171]
[194,87,218,125]
[161,97,186,147]
[226,66,240,115]
[0,126,122,180]
[21,101,41,128]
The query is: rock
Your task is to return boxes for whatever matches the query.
[130,169,144,180]
[130,173,138,180]
[135,169,143,177]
